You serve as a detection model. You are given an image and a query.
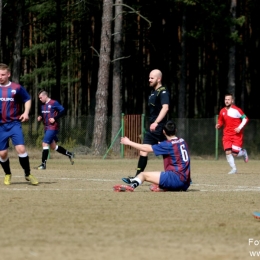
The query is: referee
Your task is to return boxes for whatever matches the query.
[122,69,170,184]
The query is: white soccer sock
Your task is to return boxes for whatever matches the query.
[226,154,236,170]
[237,149,245,157]
[131,177,142,188]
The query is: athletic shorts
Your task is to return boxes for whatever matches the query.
[222,134,243,154]
[143,124,166,145]
[0,121,25,150]
[43,130,59,144]
[159,171,190,191]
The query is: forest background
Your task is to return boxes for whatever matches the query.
[0,0,259,155]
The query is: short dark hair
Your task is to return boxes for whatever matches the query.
[225,92,234,98]
[163,120,177,136]
[38,89,48,96]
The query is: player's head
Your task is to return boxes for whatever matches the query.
[0,63,11,85]
[163,120,177,136]
[224,92,234,108]
[38,89,49,103]
[149,69,162,89]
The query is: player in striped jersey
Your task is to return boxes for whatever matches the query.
[0,63,38,185]
[216,93,249,174]
[113,120,191,192]
[36,90,74,169]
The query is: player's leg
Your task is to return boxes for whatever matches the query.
[38,130,54,169]
[0,125,12,185]
[233,134,248,163]
[52,133,74,165]
[114,171,161,192]
[11,123,38,185]
[0,150,12,185]
[223,136,237,174]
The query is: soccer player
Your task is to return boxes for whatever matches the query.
[122,69,170,184]
[114,120,191,192]
[0,63,38,185]
[215,93,249,174]
[37,90,74,169]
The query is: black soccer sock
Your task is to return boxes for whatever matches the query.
[0,158,12,175]
[135,155,148,176]
[56,145,71,156]
[42,149,49,164]
[19,155,31,176]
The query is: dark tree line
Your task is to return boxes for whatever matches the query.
[0,0,260,153]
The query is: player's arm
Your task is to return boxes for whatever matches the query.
[235,115,248,133]
[150,104,169,130]
[19,99,31,122]
[154,104,169,124]
[53,102,65,121]
[120,137,153,153]
[215,112,223,129]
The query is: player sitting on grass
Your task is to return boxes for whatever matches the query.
[113,120,191,192]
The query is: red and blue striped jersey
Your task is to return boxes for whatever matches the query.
[152,137,191,182]
[0,82,31,123]
[39,99,65,130]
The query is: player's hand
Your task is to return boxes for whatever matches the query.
[234,127,241,133]
[215,124,220,129]
[37,116,42,121]
[120,137,130,145]
[19,113,29,122]
[150,122,158,131]
[49,118,55,124]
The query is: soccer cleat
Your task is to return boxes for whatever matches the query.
[243,149,248,163]
[25,174,39,185]
[4,174,12,185]
[37,163,46,170]
[122,176,134,184]
[68,152,75,165]
[253,212,260,220]
[113,184,134,192]
[228,169,237,174]
[149,184,168,192]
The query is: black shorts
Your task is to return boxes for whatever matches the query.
[143,124,166,145]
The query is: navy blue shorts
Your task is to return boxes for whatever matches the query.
[43,130,59,144]
[0,121,25,150]
[143,124,166,145]
[159,171,190,191]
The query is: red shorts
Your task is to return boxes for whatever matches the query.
[222,134,243,154]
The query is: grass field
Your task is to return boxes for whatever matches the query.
[0,153,259,260]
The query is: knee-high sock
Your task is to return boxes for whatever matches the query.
[226,154,236,169]
[56,145,70,156]
[237,149,245,157]
[0,157,11,175]
[19,153,30,176]
[42,147,49,164]
[135,156,148,176]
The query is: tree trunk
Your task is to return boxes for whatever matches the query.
[178,10,186,119]
[0,0,2,61]
[112,0,123,154]
[92,0,113,155]
[178,8,187,136]
[12,0,24,83]
[228,0,237,96]
[54,0,61,101]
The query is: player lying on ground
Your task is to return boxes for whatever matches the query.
[113,120,191,192]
